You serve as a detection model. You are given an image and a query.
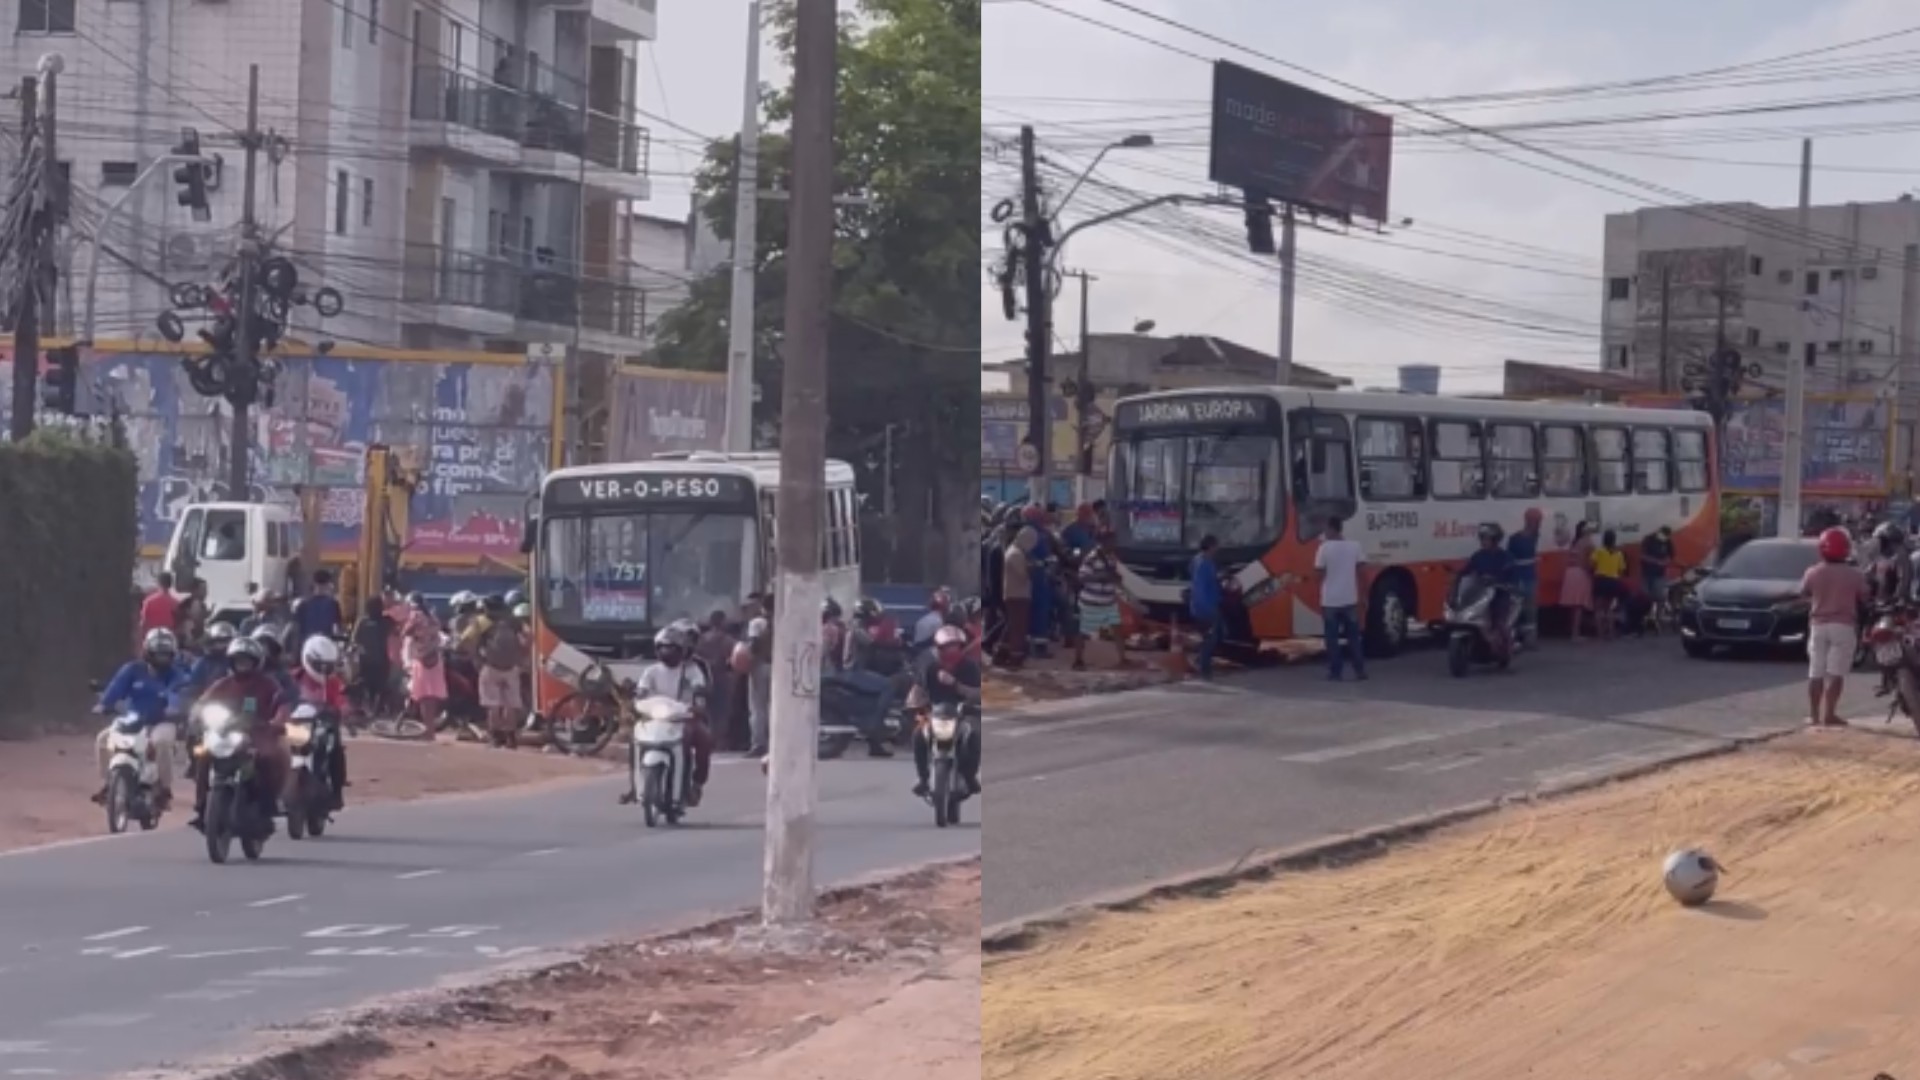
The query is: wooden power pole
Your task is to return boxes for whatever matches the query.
[228,65,261,497]
[8,75,40,442]
[762,0,837,927]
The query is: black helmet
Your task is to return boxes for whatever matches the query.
[852,597,883,624]
[1477,522,1504,545]
[483,593,507,614]
[504,588,527,609]
[206,622,237,653]
[251,625,283,659]
[1875,521,1907,553]
[821,597,843,621]
[226,636,265,672]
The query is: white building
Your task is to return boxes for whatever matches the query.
[621,199,721,346]
[1601,198,1920,405]
[21,0,657,361]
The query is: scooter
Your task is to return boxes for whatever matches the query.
[920,702,975,829]
[1444,575,1521,678]
[195,702,274,864]
[283,703,342,840]
[628,695,694,828]
[103,711,170,834]
[1866,603,1920,735]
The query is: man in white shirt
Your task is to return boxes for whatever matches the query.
[623,627,713,806]
[1314,516,1368,681]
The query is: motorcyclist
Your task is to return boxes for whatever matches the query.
[92,628,190,809]
[621,626,713,808]
[187,622,238,694]
[189,635,290,831]
[1869,522,1912,607]
[240,589,295,652]
[819,598,848,674]
[448,592,484,643]
[295,636,350,809]
[914,587,954,648]
[910,624,982,799]
[1459,523,1518,655]
[253,625,300,703]
[829,598,899,758]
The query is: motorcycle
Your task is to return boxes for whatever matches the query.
[283,703,342,840]
[630,694,695,828]
[819,670,905,758]
[1444,575,1520,678]
[195,702,273,864]
[1866,604,1920,735]
[103,711,170,834]
[920,702,975,829]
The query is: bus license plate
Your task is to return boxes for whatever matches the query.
[1717,618,1749,630]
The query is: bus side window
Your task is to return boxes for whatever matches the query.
[1674,429,1709,492]
[1488,423,1539,499]
[1355,416,1425,501]
[1632,428,1672,494]
[847,490,862,566]
[1592,426,1631,495]
[1429,419,1486,500]
[1541,425,1586,496]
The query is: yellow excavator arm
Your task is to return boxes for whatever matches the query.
[351,444,421,622]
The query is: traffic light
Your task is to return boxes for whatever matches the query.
[1244,194,1275,255]
[39,346,78,414]
[172,128,210,223]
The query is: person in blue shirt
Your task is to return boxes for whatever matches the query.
[187,623,237,694]
[92,628,191,808]
[1189,534,1225,679]
[292,570,343,655]
[1506,509,1543,647]
[1461,524,1517,654]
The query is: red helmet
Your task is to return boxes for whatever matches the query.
[1818,526,1852,561]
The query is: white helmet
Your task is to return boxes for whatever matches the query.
[301,635,342,680]
[1661,848,1721,906]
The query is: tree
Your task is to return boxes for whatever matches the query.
[646,0,981,585]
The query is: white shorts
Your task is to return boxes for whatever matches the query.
[1808,622,1856,680]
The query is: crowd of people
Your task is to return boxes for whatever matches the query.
[981,500,1131,672]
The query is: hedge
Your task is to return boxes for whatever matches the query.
[0,430,139,738]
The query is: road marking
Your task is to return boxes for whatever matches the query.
[246,966,344,979]
[247,894,304,908]
[309,946,431,958]
[83,926,146,942]
[9,1068,61,1076]
[410,925,497,939]
[0,1042,51,1055]
[80,946,167,960]
[995,698,1204,741]
[1279,715,1538,764]
[523,847,563,857]
[395,869,443,880]
[164,987,256,1002]
[174,947,286,960]
[47,1013,152,1029]
[305,924,406,939]
[475,945,545,959]
[1386,753,1484,775]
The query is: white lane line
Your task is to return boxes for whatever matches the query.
[247,894,305,908]
[1280,715,1538,764]
[83,926,147,942]
[395,869,443,880]
[109,946,167,960]
[996,700,1192,740]
[174,946,286,961]
[523,847,563,857]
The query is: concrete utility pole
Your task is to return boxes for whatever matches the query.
[1781,138,1811,538]
[1020,126,1051,505]
[723,0,763,453]
[7,75,39,442]
[228,65,262,499]
[762,0,835,928]
[1067,268,1096,504]
[1278,204,1296,387]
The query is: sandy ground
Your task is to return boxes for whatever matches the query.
[984,731,1920,1080]
[0,732,616,852]
[249,863,980,1080]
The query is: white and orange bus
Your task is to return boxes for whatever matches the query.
[1106,387,1719,654]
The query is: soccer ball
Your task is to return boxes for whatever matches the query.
[1662,848,1721,906]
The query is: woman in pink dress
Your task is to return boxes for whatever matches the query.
[402,593,448,727]
[1560,520,1596,640]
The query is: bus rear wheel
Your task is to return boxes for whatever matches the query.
[1364,577,1412,659]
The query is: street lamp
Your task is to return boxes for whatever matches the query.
[1055,133,1154,219]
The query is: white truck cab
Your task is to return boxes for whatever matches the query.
[164,502,302,625]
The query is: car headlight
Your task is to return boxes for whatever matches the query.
[1772,599,1811,615]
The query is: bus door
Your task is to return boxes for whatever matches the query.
[1288,410,1358,543]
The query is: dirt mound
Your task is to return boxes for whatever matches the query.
[984,732,1920,1080]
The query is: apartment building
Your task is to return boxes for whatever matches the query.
[1600,199,1920,405]
[14,0,656,364]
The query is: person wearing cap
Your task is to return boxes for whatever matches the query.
[1061,503,1098,554]
[1508,509,1544,648]
[1802,526,1869,728]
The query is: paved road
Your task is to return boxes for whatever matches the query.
[0,757,979,1080]
[984,636,1884,929]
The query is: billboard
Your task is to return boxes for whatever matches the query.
[1624,392,1892,495]
[608,365,727,461]
[1209,60,1394,223]
[981,392,1114,480]
[0,349,558,561]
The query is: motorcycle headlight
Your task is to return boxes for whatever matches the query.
[929,718,959,741]
[284,722,312,748]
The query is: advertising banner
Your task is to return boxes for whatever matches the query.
[981,392,1113,478]
[608,365,727,461]
[9,351,558,561]
[1622,393,1891,495]
[1209,60,1394,223]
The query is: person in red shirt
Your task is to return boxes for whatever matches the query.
[189,636,290,831]
[138,572,180,653]
[1801,527,1871,728]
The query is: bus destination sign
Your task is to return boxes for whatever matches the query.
[547,472,756,509]
[1114,395,1277,430]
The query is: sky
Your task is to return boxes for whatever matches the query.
[982,0,1920,393]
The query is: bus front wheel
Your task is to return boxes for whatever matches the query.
[1364,577,1412,659]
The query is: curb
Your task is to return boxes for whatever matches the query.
[981,720,1815,953]
[134,853,982,1080]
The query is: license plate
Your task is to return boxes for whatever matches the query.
[1878,643,1905,665]
[1717,618,1750,630]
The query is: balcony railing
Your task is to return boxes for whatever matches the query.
[410,65,651,177]
[403,243,648,338]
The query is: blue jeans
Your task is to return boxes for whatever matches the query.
[1324,605,1365,677]
[823,669,895,743]
[1194,611,1224,677]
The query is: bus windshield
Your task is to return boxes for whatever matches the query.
[538,511,757,629]
[1111,433,1282,549]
